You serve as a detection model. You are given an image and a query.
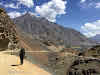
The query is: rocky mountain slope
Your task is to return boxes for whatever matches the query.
[90,34,100,43]
[13,13,95,47]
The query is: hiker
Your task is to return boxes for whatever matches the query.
[19,48,25,65]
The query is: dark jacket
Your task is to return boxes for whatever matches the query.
[19,48,25,58]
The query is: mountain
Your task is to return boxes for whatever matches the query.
[90,34,100,43]
[13,13,95,48]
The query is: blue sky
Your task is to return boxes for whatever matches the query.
[0,0,100,37]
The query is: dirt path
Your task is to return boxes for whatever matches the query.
[0,52,52,75]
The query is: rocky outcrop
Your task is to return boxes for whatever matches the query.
[83,45,100,58]
[67,58,100,75]
[0,8,19,50]
[48,51,100,75]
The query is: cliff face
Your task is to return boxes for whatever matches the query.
[13,13,95,48]
[0,8,18,50]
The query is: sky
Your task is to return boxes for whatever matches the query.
[0,0,100,37]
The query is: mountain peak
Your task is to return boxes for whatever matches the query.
[22,12,34,18]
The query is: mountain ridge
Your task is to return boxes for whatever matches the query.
[13,13,96,48]
[90,34,100,43]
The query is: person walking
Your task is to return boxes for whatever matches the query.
[19,48,25,65]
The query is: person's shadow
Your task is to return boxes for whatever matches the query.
[11,64,21,66]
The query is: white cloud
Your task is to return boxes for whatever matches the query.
[79,2,95,8]
[17,0,34,8]
[95,2,100,8]
[0,0,34,8]
[35,0,67,22]
[81,20,100,37]
[80,0,86,3]
[4,3,19,9]
[8,11,26,18]
[80,1,100,9]
[0,3,3,6]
